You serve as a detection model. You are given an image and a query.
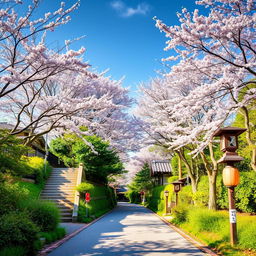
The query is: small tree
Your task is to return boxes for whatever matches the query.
[50,133,125,184]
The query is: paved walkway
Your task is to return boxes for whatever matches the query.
[48,203,207,256]
[60,223,86,235]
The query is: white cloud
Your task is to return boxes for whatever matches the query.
[110,1,151,17]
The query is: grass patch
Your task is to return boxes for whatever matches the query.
[169,206,256,256]
[40,227,66,244]
[16,181,43,199]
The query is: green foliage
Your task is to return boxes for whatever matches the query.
[23,200,60,232]
[0,132,31,176]
[128,164,153,193]
[0,212,39,253]
[238,216,256,249]
[187,208,229,234]
[0,182,29,215]
[76,182,94,193]
[40,227,66,244]
[126,190,141,204]
[77,182,116,222]
[16,181,43,199]
[50,134,125,183]
[0,246,27,256]
[170,206,256,252]
[23,156,52,184]
[179,185,193,205]
[171,205,189,225]
[147,184,174,214]
[235,172,256,213]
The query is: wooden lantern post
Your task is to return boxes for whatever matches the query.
[213,127,246,246]
[171,181,183,207]
[164,190,169,214]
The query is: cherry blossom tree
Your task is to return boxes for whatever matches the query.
[154,0,256,170]
[0,0,141,154]
[136,77,203,193]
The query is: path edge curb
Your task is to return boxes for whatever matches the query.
[147,207,220,256]
[38,207,115,256]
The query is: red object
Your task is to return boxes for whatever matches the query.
[85,192,90,203]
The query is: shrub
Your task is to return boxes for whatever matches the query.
[76,182,94,193]
[77,183,115,222]
[40,227,66,244]
[171,205,189,225]
[24,200,60,232]
[179,185,193,205]
[0,182,29,215]
[126,190,141,204]
[0,246,27,256]
[236,172,256,213]
[0,212,39,253]
[24,156,52,184]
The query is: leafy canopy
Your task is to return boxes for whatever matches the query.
[50,133,125,184]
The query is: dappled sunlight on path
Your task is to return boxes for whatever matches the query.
[48,203,206,256]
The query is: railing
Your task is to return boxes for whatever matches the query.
[72,163,83,222]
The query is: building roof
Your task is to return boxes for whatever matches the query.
[150,160,172,176]
[0,122,15,130]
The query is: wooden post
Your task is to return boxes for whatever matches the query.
[175,192,178,207]
[86,202,88,218]
[165,195,169,214]
[228,186,237,245]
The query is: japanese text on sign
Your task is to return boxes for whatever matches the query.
[229,209,236,223]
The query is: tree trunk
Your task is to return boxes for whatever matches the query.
[190,176,198,194]
[177,149,198,193]
[208,172,217,210]
[177,152,182,179]
[200,143,218,210]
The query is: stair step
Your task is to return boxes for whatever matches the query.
[40,192,75,198]
[61,217,73,222]
[43,188,76,191]
[59,208,73,212]
[41,196,75,199]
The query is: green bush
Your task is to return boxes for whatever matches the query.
[77,182,115,222]
[147,184,174,214]
[40,227,66,244]
[171,205,189,225]
[0,246,27,256]
[0,212,39,253]
[235,172,256,213]
[0,182,29,215]
[24,200,60,232]
[76,182,94,193]
[24,156,52,184]
[126,190,141,204]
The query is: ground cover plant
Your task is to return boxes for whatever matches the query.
[171,206,256,256]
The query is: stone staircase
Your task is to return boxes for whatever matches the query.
[40,167,79,222]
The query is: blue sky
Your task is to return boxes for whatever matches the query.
[34,0,202,98]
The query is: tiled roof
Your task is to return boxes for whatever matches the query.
[151,160,172,176]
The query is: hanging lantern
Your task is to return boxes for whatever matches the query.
[223,166,240,187]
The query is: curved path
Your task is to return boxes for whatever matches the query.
[48,202,207,256]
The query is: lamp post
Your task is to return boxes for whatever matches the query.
[164,190,169,214]
[171,181,183,207]
[213,127,246,246]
